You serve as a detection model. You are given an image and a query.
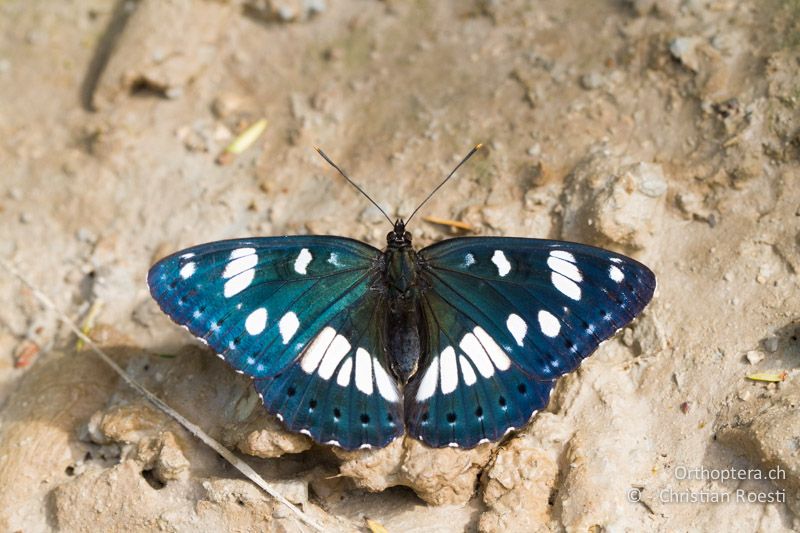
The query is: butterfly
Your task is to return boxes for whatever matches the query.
[148,145,656,450]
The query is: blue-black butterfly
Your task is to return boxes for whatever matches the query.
[148,145,656,450]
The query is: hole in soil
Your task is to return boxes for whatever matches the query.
[141,468,165,490]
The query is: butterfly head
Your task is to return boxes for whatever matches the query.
[387,219,412,248]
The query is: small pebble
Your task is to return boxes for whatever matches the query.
[745,350,764,365]
[527,144,541,157]
[165,86,184,100]
[76,227,97,243]
[580,72,604,90]
[306,0,326,15]
[680,401,690,414]
[622,327,635,347]
[737,389,751,401]
[19,212,32,224]
[762,336,779,353]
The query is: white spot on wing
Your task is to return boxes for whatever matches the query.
[223,254,258,278]
[550,250,575,262]
[506,313,527,346]
[473,326,511,371]
[373,358,399,402]
[180,252,195,259]
[440,346,458,395]
[294,248,312,274]
[223,270,255,297]
[609,264,625,282]
[300,326,336,373]
[179,262,196,279]
[460,333,494,378]
[327,252,341,266]
[415,356,439,401]
[245,307,268,336]
[464,253,475,267]
[355,348,373,395]
[459,355,477,386]
[609,257,622,264]
[491,250,511,277]
[551,272,581,300]
[537,310,560,337]
[279,312,299,344]
[547,256,582,282]
[317,332,351,379]
[336,357,352,387]
[230,247,255,259]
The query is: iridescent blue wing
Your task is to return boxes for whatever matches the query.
[147,237,403,450]
[405,237,656,448]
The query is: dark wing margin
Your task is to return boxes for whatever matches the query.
[405,237,655,448]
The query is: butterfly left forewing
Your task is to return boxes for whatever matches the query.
[405,237,655,448]
[147,236,380,378]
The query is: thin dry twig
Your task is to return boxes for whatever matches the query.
[421,215,475,232]
[0,259,326,532]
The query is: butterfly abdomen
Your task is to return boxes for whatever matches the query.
[381,241,423,384]
[386,297,422,384]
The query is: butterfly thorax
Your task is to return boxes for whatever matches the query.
[383,220,424,383]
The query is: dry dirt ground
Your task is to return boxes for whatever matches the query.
[1,0,799,531]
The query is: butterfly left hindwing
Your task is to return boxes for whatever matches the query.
[405,237,656,447]
[147,236,404,449]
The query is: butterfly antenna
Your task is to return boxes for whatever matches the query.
[315,147,394,226]
[405,143,483,225]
